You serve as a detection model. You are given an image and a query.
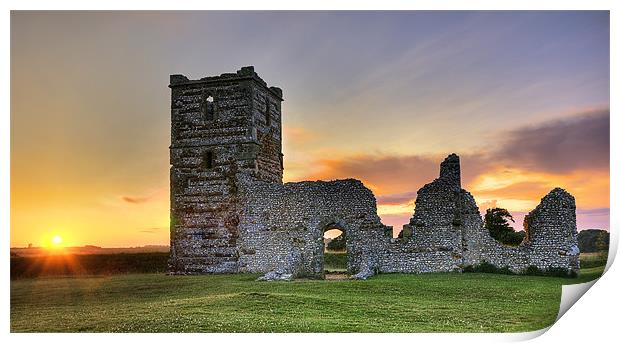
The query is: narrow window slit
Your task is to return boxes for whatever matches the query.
[205,151,214,169]
[205,95,215,121]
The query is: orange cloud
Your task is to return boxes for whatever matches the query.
[478,199,498,213]
[301,154,443,195]
[284,108,609,232]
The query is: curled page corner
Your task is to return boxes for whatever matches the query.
[556,279,598,321]
[554,228,616,328]
[521,276,604,341]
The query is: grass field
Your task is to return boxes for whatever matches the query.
[10,252,169,278]
[579,252,609,268]
[10,261,606,332]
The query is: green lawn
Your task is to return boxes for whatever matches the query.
[10,265,605,333]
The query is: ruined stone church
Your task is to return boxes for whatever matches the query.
[168,66,580,280]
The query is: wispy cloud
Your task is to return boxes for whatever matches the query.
[120,188,167,205]
[139,227,163,234]
[122,196,150,204]
[376,191,418,206]
[303,154,441,195]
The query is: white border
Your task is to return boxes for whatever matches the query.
[3,1,617,342]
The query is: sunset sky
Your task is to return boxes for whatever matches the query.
[11,11,609,247]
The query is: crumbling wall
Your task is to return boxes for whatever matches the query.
[168,67,579,279]
[378,154,580,275]
[459,191,528,272]
[521,188,580,271]
[378,155,465,273]
[459,187,579,273]
[236,176,387,278]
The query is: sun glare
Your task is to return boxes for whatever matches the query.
[51,235,63,247]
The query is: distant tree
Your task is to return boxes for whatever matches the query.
[326,233,346,251]
[595,231,610,254]
[578,229,610,253]
[484,208,525,246]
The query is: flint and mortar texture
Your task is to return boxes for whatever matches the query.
[168,66,283,273]
[381,157,580,275]
[169,67,580,278]
[236,175,385,278]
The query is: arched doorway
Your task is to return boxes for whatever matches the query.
[322,225,349,279]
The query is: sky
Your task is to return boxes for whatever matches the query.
[11,11,609,247]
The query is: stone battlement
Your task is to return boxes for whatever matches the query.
[170,66,283,100]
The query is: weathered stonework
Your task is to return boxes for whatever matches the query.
[169,66,283,273]
[380,154,580,275]
[169,67,579,279]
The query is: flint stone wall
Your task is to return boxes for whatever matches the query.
[169,67,283,274]
[377,155,580,275]
[169,67,580,278]
[236,175,386,278]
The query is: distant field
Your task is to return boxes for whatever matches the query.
[11,264,605,333]
[10,252,169,278]
[11,251,349,278]
[324,251,348,272]
[11,251,608,278]
[579,252,608,268]
[11,252,607,279]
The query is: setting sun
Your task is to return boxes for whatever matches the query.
[51,235,63,246]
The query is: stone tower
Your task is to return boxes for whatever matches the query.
[168,66,284,273]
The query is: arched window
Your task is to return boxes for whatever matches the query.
[204,95,215,121]
[204,151,215,169]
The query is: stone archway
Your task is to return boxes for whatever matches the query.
[317,218,352,279]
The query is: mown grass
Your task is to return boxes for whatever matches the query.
[10,265,604,333]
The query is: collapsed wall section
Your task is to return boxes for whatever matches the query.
[379,181,463,272]
[379,155,466,273]
[237,176,387,278]
[462,187,579,274]
[522,188,580,271]
[167,67,580,279]
[378,154,580,275]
